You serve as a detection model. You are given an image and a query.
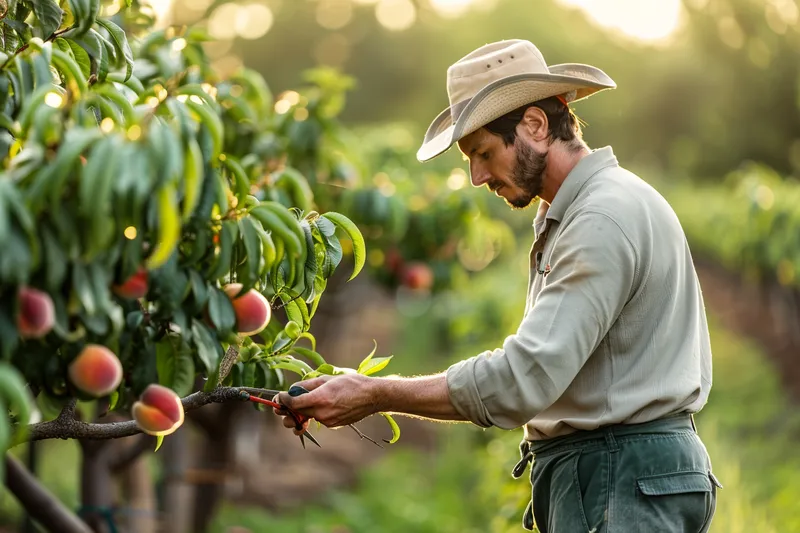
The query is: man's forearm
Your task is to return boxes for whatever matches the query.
[371,373,468,422]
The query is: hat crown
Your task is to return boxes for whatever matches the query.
[446,40,549,106]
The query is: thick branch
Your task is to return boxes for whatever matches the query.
[20,387,269,443]
[5,454,92,533]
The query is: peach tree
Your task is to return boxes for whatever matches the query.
[0,0,399,516]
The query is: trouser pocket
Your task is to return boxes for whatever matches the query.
[531,449,605,533]
[635,470,716,533]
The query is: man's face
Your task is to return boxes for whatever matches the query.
[458,128,547,210]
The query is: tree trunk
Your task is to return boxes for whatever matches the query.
[79,439,115,533]
[160,426,193,533]
[119,446,157,533]
[190,403,236,533]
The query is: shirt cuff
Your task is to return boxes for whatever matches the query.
[446,355,494,429]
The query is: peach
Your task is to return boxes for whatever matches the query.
[401,262,434,291]
[132,384,184,436]
[68,344,123,397]
[17,286,55,339]
[223,283,271,336]
[112,268,149,299]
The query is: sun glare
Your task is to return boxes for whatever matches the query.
[557,0,683,42]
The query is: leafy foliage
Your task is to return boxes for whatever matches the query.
[0,0,379,451]
[664,163,800,289]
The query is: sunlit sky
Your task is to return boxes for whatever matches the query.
[555,0,683,42]
[149,0,684,43]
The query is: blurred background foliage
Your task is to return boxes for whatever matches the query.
[4,0,800,531]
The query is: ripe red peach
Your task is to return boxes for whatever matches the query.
[132,384,185,436]
[68,344,123,397]
[17,286,55,339]
[401,262,434,291]
[223,283,271,336]
[112,268,149,299]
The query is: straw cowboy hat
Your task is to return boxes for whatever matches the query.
[417,39,616,162]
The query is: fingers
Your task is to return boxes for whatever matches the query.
[272,394,288,416]
[281,414,309,435]
[277,376,333,411]
[296,375,332,392]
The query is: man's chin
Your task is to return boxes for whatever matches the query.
[506,193,539,210]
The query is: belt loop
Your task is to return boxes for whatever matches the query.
[603,427,619,453]
[690,413,697,433]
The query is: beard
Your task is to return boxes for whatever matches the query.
[503,141,547,209]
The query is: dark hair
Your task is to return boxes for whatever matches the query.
[484,96,584,148]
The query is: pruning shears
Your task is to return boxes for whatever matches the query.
[239,386,321,449]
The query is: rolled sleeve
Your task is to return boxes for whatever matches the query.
[445,211,638,430]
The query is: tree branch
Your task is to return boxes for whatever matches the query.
[5,454,92,533]
[19,387,269,443]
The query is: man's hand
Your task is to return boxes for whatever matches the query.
[272,374,381,435]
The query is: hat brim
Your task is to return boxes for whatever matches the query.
[416,64,616,162]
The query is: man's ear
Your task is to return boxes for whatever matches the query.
[518,106,549,143]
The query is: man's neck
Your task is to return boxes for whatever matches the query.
[539,142,591,204]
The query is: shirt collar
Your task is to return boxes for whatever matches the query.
[532,146,619,233]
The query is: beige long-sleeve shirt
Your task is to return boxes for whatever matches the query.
[446,147,712,441]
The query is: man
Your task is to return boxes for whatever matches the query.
[274,40,721,532]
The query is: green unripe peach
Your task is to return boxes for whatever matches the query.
[285,320,301,339]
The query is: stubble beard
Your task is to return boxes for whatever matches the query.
[506,140,547,210]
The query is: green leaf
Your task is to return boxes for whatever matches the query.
[321,212,365,281]
[67,0,97,37]
[380,413,400,444]
[238,217,262,287]
[80,135,120,255]
[290,347,325,367]
[192,319,221,373]
[222,155,250,204]
[268,360,309,377]
[109,390,119,411]
[273,167,313,214]
[156,338,195,398]
[146,183,181,269]
[0,362,32,429]
[315,216,336,237]
[95,19,133,81]
[185,99,223,160]
[32,0,64,39]
[72,263,96,315]
[155,435,164,452]
[41,226,67,291]
[208,287,236,333]
[65,38,91,78]
[359,356,393,376]
[356,340,379,374]
[51,47,88,96]
[207,220,237,280]
[297,331,316,351]
[283,299,307,329]
[181,136,204,221]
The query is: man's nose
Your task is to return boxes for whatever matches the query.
[470,164,491,187]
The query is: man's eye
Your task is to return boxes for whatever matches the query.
[480,152,490,160]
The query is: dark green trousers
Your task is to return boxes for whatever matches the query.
[513,414,722,533]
